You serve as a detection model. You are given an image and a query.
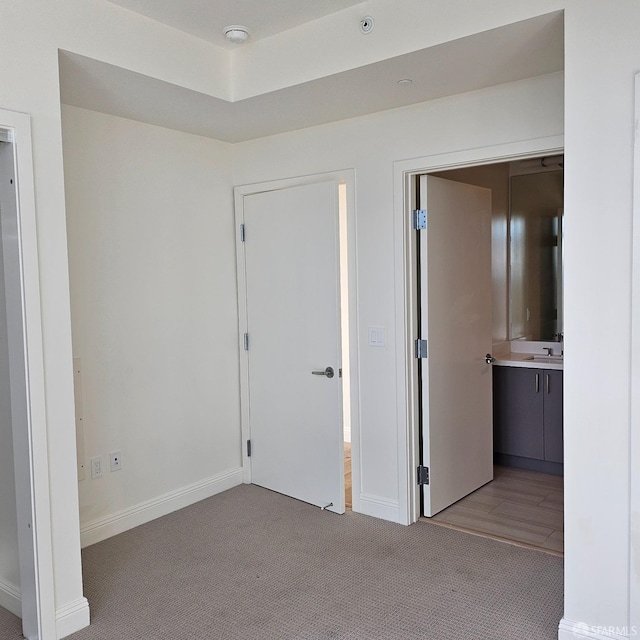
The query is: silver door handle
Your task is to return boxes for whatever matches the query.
[312,366,334,379]
[485,354,496,364]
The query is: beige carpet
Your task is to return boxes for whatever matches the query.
[0,605,21,639]
[2,484,563,639]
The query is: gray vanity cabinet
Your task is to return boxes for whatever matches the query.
[542,369,563,463]
[493,365,563,469]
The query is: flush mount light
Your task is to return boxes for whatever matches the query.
[397,79,413,85]
[224,25,250,44]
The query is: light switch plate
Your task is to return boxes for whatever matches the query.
[368,326,386,347]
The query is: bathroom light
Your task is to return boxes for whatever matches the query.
[397,79,413,85]
[224,25,250,44]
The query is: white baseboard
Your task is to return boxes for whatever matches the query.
[559,617,636,640]
[80,467,243,547]
[358,493,400,523]
[0,577,21,617]
[56,597,90,639]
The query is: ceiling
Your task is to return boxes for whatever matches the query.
[106,0,366,48]
[59,11,563,143]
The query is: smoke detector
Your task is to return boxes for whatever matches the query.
[224,25,250,44]
[360,16,375,34]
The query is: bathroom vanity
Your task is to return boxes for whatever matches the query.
[492,351,563,475]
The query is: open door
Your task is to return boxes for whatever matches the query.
[418,174,493,517]
[238,180,344,514]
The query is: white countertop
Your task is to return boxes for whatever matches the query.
[493,352,564,371]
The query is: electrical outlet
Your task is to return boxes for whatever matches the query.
[110,451,122,472]
[90,456,103,479]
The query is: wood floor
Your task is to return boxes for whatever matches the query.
[428,465,564,556]
[344,442,352,509]
[344,445,562,555]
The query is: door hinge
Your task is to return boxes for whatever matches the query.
[417,465,430,485]
[243,333,249,351]
[415,339,428,359]
[247,440,252,457]
[413,209,427,230]
[240,224,246,242]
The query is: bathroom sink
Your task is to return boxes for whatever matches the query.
[526,355,564,364]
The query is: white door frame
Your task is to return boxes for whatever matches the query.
[234,170,361,512]
[629,72,640,634]
[0,109,56,638]
[392,135,565,525]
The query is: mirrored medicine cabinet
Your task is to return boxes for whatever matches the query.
[432,154,564,343]
[509,161,564,342]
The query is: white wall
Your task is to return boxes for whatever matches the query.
[61,106,241,543]
[0,0,232,632]
[233,72,564,516]
[559,2,640,636]
[0,142,20,611]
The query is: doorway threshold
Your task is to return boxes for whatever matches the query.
[423,465,563,557]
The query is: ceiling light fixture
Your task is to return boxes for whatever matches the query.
[224,25,250,44]
[397,79,413,85]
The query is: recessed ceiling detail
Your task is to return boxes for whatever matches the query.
[106,0,366,48]
[59,12,563,143]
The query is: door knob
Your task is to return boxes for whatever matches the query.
[311,366,335,379]
[485,354,496,364]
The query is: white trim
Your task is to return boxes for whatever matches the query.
[80,468,243,547]
[358,493,400,523]
[0,577,21,618]
[630,72,640,638]
[55,598,90,640]
[558,618,636,640]
[0,108,57,639]
[233,170,362,513]
[392,134,565,525]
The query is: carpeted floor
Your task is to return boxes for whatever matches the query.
[1,484,563,639]
[0,605,21,640]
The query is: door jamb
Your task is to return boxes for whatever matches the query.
[233,170,361,512]
[0,109,56,639]
[629,72,640,632]
[393,135,565,525]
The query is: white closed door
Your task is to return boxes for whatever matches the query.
[240,180,344,514]
[419,174,494,517]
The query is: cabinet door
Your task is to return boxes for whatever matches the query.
[493,366,544,459]
[543,370,564,463]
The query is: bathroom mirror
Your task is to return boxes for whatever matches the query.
[509,167,564,341]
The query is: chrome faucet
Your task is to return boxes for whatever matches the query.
[544,347,553,357]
